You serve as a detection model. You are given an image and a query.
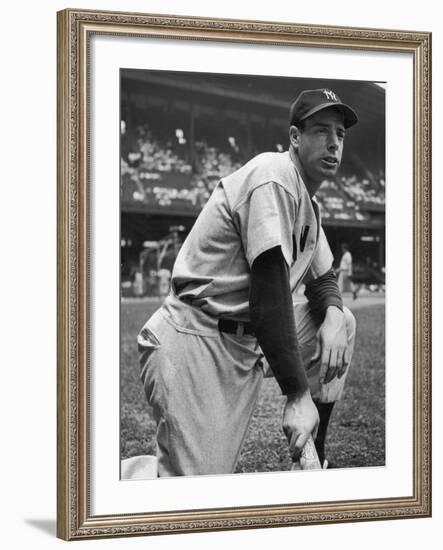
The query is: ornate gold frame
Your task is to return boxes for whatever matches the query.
[57,8,431,540]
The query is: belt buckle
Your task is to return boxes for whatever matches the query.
[236,322,244,337]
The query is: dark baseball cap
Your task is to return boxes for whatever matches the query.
[289,88,358,129]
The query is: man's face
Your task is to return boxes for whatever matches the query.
[291,108,346,184]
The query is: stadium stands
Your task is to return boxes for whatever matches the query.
[121,125,385,220]
[120,72,386,298]
[315,179,371,223]
[339,174,385,208]
[121,126,244,211]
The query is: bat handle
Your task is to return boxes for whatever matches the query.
[291,435,322,470]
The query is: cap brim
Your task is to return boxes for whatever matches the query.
[300,101,359,129]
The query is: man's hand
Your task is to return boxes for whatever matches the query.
[283,391,319,461]
[311,306,349,384]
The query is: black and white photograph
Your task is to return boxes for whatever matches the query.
[119,69,386,479]
[53,6,431,542]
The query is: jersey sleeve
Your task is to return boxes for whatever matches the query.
[234,182,297,268]
[303,226,334,283]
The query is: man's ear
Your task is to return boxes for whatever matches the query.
[289,125,301,149]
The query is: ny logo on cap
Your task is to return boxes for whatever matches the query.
[323,89,338,102]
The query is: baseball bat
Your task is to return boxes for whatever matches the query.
[291,435,322,470]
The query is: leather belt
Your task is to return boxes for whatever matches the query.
[218,319,255,337]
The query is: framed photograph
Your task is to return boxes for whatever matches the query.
[57,8,431,540]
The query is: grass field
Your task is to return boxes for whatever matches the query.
[121,298,385,472]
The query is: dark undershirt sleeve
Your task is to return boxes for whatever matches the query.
[304,268,343,324]
[249,246,309,396]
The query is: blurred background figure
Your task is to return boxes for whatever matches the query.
[337,243,354,296]
[351,256,385,300]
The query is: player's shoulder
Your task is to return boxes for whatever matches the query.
[223,151,301,210]
[246,151,290,174]
[249,150,282,165]
[244,151,302,202]
[226,151,291,180]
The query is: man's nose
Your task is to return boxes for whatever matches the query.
[328,134,339,151]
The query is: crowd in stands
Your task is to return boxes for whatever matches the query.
[121,121,385,214]
[315,180,370,223]
[194,139,242,184]
[339,173,385,208]
[124,124,193,175]
[121,123,244,209]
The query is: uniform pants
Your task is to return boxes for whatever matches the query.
[137,293,356,477]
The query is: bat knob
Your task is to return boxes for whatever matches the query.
[291,435,322,470]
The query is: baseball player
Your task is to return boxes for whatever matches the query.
[337,243,354,295]
[138,88,358,477]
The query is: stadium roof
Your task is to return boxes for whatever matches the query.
[122,69,385,128]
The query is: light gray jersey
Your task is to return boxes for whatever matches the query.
[171,151,333,321]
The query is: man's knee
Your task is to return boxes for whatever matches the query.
[317,307,356,403]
